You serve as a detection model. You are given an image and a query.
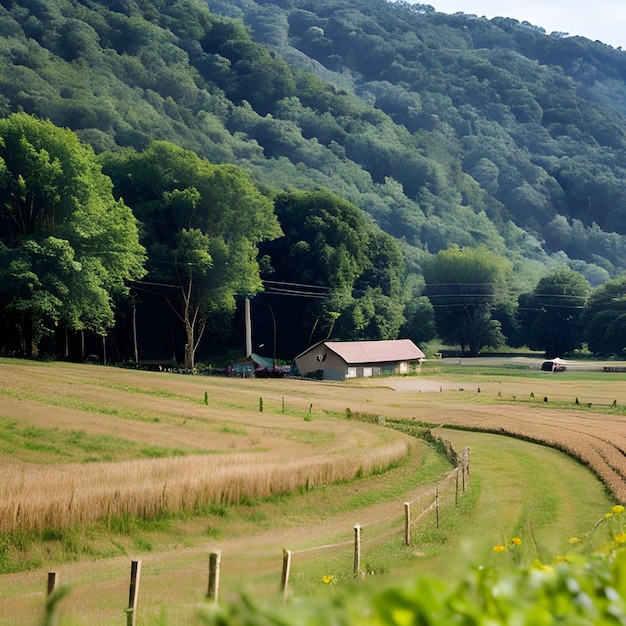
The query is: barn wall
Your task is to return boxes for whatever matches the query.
[294,346,347,380]
[295,348,422,381]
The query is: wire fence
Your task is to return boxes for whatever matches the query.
[39,447,471,624]
[277,458,467,598]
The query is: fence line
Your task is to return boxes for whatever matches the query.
[291,538,354,555]
[46,572,57,596]
[289,465,460,559]
[126,560,141,626]
[411,500,437,526]
[281,453,468,594]
[406,467,459,506]
[206,551,221,604]
[37,445,470,622]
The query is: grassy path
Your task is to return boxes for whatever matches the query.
[0,428,612,625]
[422,429,612,579]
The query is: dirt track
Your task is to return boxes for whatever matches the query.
[1,361,625,624]
[368,370,626,503]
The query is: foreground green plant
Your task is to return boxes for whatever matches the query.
[194,506,626,625]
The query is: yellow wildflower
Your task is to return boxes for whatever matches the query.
[510,537,522,546]
[322,575,335,584]
[615,533,626,544]
[612,505,625,515]
[535,562,554,573]
[493,545,506,553]
[569,537,581,544]
[391,608,416,626]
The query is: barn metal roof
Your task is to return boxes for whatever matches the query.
[323,339,425,364]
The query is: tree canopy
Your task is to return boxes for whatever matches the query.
[2,1,626,361]
[423,245,512,356]
[518,269,591,357]
[582,275,626,358]
[101,141,281,368]
[259,189,405,357]
[0,112,145,356]
[0,0,625,286]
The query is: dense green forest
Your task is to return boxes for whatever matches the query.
[0,0,625,362]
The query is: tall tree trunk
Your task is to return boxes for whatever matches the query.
[22,311,34,358]
[132,305,139,367]
[184,320,195,371]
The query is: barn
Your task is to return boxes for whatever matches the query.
[293,339,425,381]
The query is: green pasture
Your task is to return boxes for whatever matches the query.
[281,429,612,594]
[0,360,620,624]
[8,426,609,625]
[421,358,626,381]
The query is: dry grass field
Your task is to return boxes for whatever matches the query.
[382,366,626,502]
[0,360,412,536]
[0,358,624,624]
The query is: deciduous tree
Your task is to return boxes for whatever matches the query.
[423,245,512,355]
[518,268,590,357]
[0,113,145,356]
[582,275,626,357]
[101,141,281,369]
[260,190,405,353]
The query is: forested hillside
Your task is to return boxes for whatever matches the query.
[1,0,626,361]
[210,0,626,278]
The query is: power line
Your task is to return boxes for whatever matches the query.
[262,279,330,291]
[262,287,328,299]
[133,279,179,289]
[261,279,330,299]
[263,289,327,299]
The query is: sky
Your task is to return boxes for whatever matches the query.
[422,1,626,50]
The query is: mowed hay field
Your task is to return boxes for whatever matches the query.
[0,360,412,536]
[0,359,625,624]
[384,365,626,501]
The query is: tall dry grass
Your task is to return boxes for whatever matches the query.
[0,441,409,534]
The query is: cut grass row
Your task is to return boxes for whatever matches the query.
[0,416,193,463]
[0,360,414,576]
[0,440,410,539]
[4,429,608,625]
[0,359,619,624]
[0,438,450,623]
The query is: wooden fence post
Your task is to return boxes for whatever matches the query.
[207,550,221,603]
[462,446,471,490]
[462,459,465,492]
[281,548,292,600]
[435,489,439,529]
[353,524,362,579]
[126,559,142,626]
[404,502,411,547]
[47,572,57,596]
[455,466,459,507]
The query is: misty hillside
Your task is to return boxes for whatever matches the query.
[1,0,626,288]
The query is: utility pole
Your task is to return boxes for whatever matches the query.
[269,305,276,360]
[245,296,252,357]
[132,305,139,367]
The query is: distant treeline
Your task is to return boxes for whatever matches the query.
[0,0,625,361]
